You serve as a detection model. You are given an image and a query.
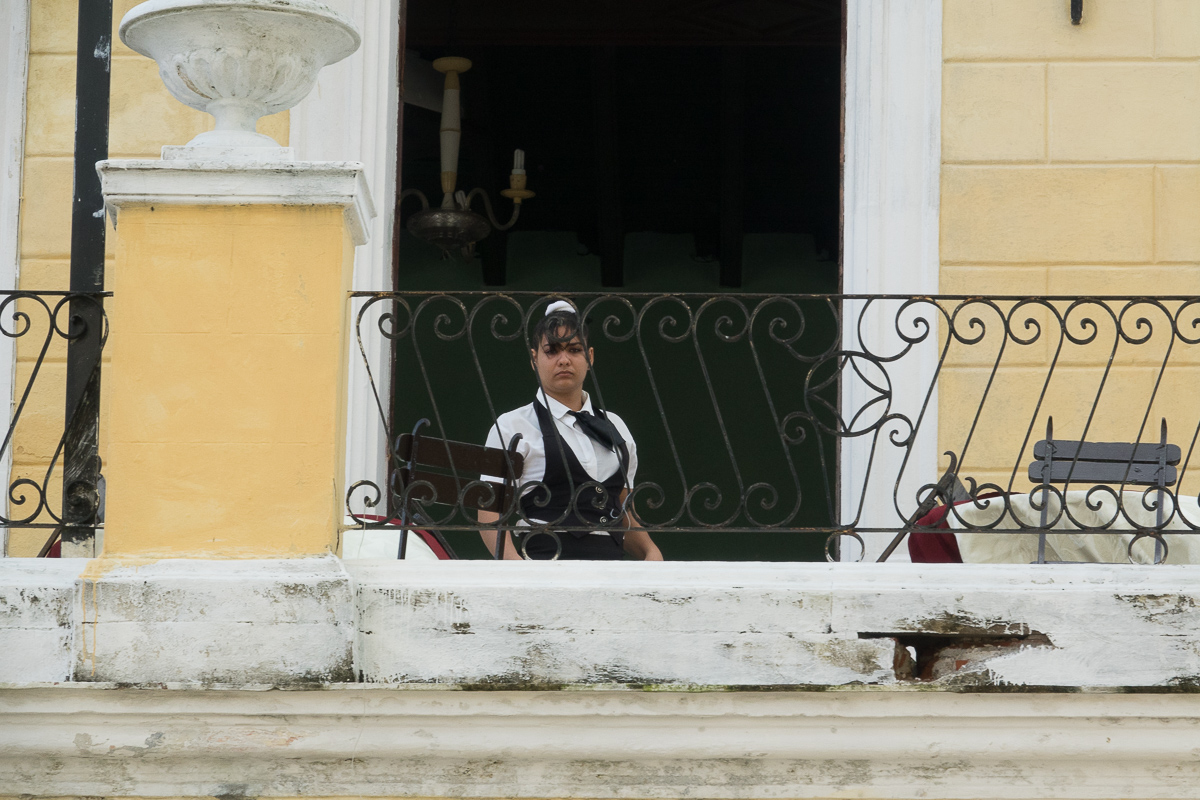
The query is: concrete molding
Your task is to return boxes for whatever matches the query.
[350,560,896,686]
[76,556,355,684]
[0,558,77,683]
[6,559,1200,688]
[95,158,377,245]
[3,685,1200,798]
[348,560,1200,688]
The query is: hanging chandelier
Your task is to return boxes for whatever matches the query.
[401,57,534,259]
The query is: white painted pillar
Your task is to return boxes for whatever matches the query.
[842,0,942,561]
[289,0,401,520]
[0,0,30,555]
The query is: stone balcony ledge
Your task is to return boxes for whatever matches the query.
[4,556,1200,689]
[6,557,1200,797]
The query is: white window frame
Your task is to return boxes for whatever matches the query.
[290,0,402,508]
[842,0,942,561]
[0,0,30,556]
[294,0,943,551]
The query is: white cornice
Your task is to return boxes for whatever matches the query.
[96,159,377,245]
[3,685,1200,798]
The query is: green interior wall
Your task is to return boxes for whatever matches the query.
[392,232,839,561]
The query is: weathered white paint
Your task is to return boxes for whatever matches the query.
[5,685,1200,798]
[77,556,354,683]
[120,0,361,156]
[842,0,942,562]
[350,560,1200,689]
[96,158,376,245]
[6,556,1200,796]
[0,0,28,556]
[289,0,400,526]
[828,563,1200,687]
[342,525,440,559]
[0,558,76,682]
[4,557,1200,688]
[352,560,896,686]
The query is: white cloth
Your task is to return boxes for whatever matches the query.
[949,490,1200,564]
[341,526,439,560]
[484,390,638,491]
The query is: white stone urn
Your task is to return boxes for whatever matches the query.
[120,0,360,159]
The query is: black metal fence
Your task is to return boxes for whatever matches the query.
[348,293,1200,564]
[1,291,108,557]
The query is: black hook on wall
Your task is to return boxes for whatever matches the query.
[1071,0,1083,25]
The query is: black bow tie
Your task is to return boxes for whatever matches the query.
[568,410,625,451]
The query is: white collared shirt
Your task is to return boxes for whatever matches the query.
[484,391,638,492]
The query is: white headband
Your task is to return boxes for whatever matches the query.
[545,300,576,316]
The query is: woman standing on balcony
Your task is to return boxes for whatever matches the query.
[478,301,663,561]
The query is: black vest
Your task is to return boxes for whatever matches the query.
[519,400,629,560]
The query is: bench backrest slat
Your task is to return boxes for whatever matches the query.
[396,433,524,481]
[1032,439,1181,465]
[395,431,524,515]
[397,469,513,514]
[1028,460,1177,487]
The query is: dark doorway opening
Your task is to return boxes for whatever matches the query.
[391,0,845,561]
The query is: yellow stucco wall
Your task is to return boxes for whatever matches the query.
[102,204,353,558]
[939,0,1200,494]
[14,0,1200,554]
[10,0,288,555]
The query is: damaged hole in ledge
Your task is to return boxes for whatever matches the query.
[859,630,1054,682]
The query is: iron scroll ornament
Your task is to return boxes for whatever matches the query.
[0,292,111,558]
[347,292,1200,564]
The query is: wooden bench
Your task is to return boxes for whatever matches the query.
[884,417,1181,564]
[394,418,525,559]
[1026,417,1179,563]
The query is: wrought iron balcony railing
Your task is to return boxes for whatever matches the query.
[0,291,108,557]
[348,292,1200,564]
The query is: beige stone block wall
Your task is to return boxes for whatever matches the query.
[940,0,1200,498]
[10,0,288,554]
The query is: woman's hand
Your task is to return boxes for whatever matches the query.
[621,528,663,560]
[619,491,663,560]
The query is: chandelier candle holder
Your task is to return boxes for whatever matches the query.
[402,57,534,258]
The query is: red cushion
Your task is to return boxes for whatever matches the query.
[908,492,1003,563]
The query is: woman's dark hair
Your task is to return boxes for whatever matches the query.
[532,307,589,349]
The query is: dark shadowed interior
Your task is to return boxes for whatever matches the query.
[392,0,844,560]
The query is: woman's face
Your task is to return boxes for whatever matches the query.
[532,333,594,398]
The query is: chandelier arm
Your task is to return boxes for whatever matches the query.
[464,187,521,231]
[399,188,430,211]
